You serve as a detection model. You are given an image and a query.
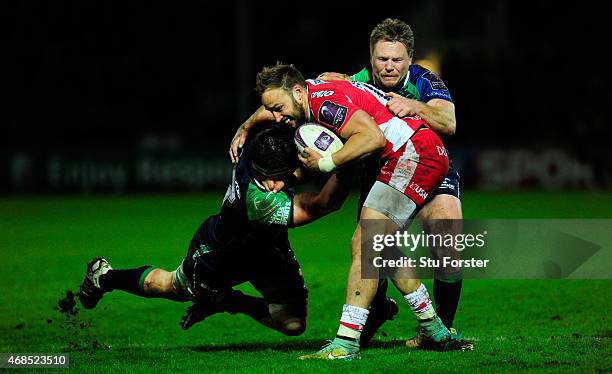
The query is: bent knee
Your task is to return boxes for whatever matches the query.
[143,268,175,294]
[419,195,462,222]
[279,318,306,336]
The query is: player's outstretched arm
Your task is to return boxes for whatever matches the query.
[229,105,276,163]
[386,92,457,135]
[292,172,352,227]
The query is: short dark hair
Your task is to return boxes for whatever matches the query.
[249,124,298,179]
[255,63,306,95]
[370,18,415,57]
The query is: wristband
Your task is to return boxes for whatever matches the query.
[318,155,337,173]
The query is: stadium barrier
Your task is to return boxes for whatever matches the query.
[2,147,606,193]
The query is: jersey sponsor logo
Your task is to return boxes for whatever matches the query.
[437,146,448,157]
[318,100,348,129]
[409,181,429,200]
[311,90,334,99]
[253,192,291,225]
[422,71,448,91]
[440,177,456,190]
[269,203,291,225]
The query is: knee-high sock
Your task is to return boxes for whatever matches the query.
[99,266,153,297]
[433,278,462,329]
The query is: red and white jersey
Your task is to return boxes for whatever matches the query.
[306,79,429,159]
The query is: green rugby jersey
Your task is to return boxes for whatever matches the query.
[198,143,294,251]
[352,64,453,103]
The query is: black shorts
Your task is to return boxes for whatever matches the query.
[435,160,461,198]
[177,222,308,312]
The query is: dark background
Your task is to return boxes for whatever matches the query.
[4,1,610,193]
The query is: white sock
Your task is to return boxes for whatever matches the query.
[403,283,436,320]
[337,304,369,340]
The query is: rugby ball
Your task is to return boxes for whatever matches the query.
[294,123,343,157]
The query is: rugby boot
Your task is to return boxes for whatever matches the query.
[298,338,361,361]
[79,257,112,309]
[408,320,474,351]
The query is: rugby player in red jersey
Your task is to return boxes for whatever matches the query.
[250,63,470,360]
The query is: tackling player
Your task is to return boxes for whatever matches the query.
[78,125,351,336]
[252,63,471,360]
[318,18,465,347]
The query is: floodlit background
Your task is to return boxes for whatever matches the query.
[4,0,610,194]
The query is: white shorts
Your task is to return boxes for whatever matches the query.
[363,181,418,228]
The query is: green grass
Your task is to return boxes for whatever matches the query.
[1,191,611,373]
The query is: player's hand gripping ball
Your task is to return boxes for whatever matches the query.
[294,123,343,157]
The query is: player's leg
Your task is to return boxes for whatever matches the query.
[372,129,468,349]
[231,298,306,336]
[337,218,384,345]
[186,291,307,335]
[79,257,188,309]
[80,219,221,310]
[383,131,470,350]
[182,235,308,335]
[188,287,306,335]
[357,185,452,345]
[249,241,308,336]
[180,288,275,331]
[406,163,464,348]
[417,191,464,330]
[357,159,400,348]
[178,234,248,330]
[300,220,376,360]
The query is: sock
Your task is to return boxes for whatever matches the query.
[99,265,154,297]
[433,278,463,329]
[337,304,369,343]
[403,283,436,321]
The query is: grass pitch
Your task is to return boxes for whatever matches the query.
[1,191,611,373]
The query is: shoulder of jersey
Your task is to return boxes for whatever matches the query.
[307,78,350,88]
[408,64,431,80]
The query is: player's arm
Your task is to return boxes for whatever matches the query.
[229,105,276,163]
[420,98,456,135]
[385,93,456,135]
[292,172,352,227]
[299,110,386,173]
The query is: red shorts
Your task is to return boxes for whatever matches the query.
[377,127,449,207]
